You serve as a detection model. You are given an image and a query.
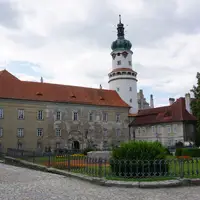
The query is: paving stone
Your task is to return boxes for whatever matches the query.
[1,163,200,200]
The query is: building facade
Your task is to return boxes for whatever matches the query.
[0,69,131,152]
[129,95,197,147]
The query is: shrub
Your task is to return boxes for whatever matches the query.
[110,141,169,177]
[175,148,183,156]
[181,148,200,157]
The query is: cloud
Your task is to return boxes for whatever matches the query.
[0,0,200,107]
[0,0,22,29]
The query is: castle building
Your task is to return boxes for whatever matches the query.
[129,94,197,147]
[0,16,197,153]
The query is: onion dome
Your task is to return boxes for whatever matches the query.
[111,15,132,51]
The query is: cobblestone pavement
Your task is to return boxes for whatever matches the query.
[1,163,200,200]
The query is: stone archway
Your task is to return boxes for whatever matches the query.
[72,141,80,150]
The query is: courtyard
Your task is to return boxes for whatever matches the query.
[1,163,200,200]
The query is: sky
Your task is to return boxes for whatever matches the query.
[0,0,200,107]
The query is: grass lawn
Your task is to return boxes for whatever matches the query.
[23,155,200,180]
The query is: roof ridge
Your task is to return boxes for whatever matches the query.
[22,80,112,92]
[0,70,130,108]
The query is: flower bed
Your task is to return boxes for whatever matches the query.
[176,156,192,160]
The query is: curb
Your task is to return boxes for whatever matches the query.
[3,156,200,189]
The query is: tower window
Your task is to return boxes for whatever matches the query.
[129,87,132,91]
[117,87,120,92]
[129,61,132,66]
[130,99,132,103]
[117,60,121,65]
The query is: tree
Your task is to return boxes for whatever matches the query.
[191,72,200,146]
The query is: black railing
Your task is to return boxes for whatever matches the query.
[6,149,200,179]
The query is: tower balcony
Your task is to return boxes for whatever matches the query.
[108,68,137,83]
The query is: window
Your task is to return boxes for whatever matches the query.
[55,128,61,137]
[137,127,141,135]
[130,98,132,103]
[37,143,41,149]
[117,60,121,65]
[173,124,177,133]
[0,128,3,137]
[73,112,78,121]
[37,128,43,137]
[129,61,132,66]
[37,110,43,120]
[167,125,171,134]
[0,108,3,118]
[116,114,120,122]
[89,112,93,122]
[17,143,22,150]
[18,109,24,119]
[56,111,61,120]
[103,112,108,122]
[116,87,120,92]
[103,128,108,137]
[116,129,120,137]
[17,128,24,137]
[157,125,162,133]
[129,87,132,91]
[142,127,146,134]
[56,143,60,149]
[152,126,155,133]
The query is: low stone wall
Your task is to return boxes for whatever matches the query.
[87,151,111,160]
[3,156,200,188]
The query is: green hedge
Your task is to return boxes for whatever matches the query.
[110,141,169,177]
[176,148,200,157]
[175,148,182,156]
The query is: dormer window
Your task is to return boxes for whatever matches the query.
[117,60,121,65]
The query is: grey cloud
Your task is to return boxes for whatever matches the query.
[0,0,22,29]
[50,0,200,49]
[7,32,47,48]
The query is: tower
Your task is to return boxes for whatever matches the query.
[108,15,138,114]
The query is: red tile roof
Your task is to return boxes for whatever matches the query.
[130,98,196,126]
[0,70,130,108]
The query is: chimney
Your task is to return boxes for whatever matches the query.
[185,93,191,113]
[169,98,175,105]
[40,77,43,83]
[150,94,154,108]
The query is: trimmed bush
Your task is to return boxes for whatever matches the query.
[175,148,183,156]
[110,141,169,177]
[181,148,200,157]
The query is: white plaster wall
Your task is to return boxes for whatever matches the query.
[112,50,133,70]
[134,122,184,146]
[109,77,138,114]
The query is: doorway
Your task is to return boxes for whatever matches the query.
[72,141,80,150]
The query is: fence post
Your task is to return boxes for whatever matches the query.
[67,155,71,171]
[48,153,51,167]
[98,158,102,178]
[179,159,184,178]
[32,151,35,163]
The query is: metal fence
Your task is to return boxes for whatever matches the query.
[7,149,200,179]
